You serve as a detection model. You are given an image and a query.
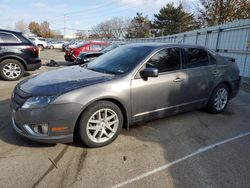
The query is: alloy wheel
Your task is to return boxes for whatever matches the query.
[86,108,119,143]
[214,88,228,111]
[3,63,21,79]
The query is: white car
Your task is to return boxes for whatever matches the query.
[48,41,64,49]
[67,41,85,49]
[28,37,48,50]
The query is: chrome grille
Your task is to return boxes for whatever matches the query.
[11,87,30,110]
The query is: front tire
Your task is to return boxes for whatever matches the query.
[207,84,230,113]
[38,45,44,51]
[0,59,25,81]
[78,101,123,148]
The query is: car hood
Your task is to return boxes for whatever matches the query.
[80,52,104,56]
[18,66,114,96]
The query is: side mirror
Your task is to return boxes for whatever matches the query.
[140,67,158,78]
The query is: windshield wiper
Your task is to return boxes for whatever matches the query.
[80,63,89,68]
[87,67,98,72]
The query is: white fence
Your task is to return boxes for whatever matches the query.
[123,19,250,81]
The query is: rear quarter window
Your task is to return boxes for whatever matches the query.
[208,52,217,64]
[0,32,20,43]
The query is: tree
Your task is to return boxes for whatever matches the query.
[198,0,250,26]
[75,30,87,40]
[28,21,54,38]
[88,34,100,40]
[15,20,28,34]
[126,13,151,38]
[152,3,199,36]
[92,17,129,39]
[52,30,63,38]
[29,21,41,36]
[40,21,52,38]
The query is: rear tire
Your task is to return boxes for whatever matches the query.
[0,59,25,81]
[78,101,123,148]
[207,84,230,113]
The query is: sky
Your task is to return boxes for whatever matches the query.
[0,0,198,36]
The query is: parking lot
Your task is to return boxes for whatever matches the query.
[0,49,250,188]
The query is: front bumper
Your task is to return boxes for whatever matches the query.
[25,58,42,71]
[12,117,73,143]
[11,103,83,144]
[73,58,84,65]
[64,53,76,62]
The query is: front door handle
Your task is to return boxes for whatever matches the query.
[212,70,219,76]
[173,77,184,82]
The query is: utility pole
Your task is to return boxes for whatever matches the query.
[64,14,66,38]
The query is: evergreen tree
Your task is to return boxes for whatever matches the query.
[153,3,199,36]
[126,13,151,38]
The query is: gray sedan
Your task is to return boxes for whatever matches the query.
[11,43,240,147]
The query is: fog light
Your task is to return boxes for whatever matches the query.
[23,123,49,136]
[33,124,48,135]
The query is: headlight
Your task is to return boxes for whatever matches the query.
[22,96,56,109]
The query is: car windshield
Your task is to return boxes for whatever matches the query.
[76,42,87,48]
[101,44,119,53]
[86,46,154,75]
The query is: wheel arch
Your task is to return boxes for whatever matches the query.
[0,56,27,70]
[73,98,129,141]
[218,81,232,96]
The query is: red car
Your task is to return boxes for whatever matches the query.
[65,41,109,62]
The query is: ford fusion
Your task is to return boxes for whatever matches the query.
[11,43,240,147]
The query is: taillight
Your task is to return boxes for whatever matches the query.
[26,46,39,53]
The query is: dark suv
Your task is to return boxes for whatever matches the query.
[0,29,41,81]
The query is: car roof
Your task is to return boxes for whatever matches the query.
[88,41,109,44]
[123,42,206,49]
[0,29,22,35]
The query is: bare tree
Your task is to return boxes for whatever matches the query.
[40,21,51,38]
[91,17,130,39]
[29,21,54,38]
[15,20,28,34]
[198,0,250,26]
[52,30,63,38]
[29,21,42,36]
[75,30,87,40]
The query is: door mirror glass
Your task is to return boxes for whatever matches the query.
[140,68,158,78]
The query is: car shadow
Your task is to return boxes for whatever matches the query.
[43,60,73,67]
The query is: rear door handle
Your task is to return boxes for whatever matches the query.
[173,77,184,82]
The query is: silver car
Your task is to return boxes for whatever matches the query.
[11,43,240,147]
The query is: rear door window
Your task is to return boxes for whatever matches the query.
[0,32,20,43]
[38,38,46,41]
[184,48,209,68]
